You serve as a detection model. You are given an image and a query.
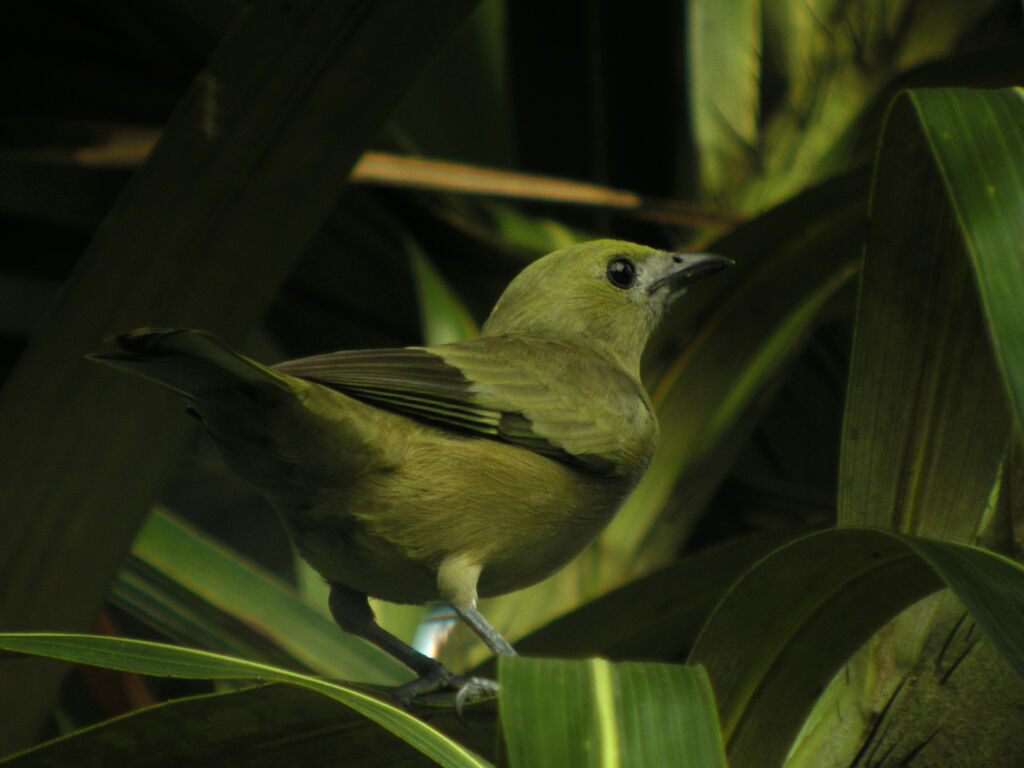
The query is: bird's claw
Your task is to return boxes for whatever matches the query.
[391,667,499,719]
[453,676,499,722]
[391,666,458,707]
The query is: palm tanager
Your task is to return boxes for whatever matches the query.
[90,239,731,706]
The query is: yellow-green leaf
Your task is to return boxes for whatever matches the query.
[500,657,727,768]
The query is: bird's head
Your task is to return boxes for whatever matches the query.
[481,239,732,377]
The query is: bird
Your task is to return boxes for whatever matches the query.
[89,239,732,707]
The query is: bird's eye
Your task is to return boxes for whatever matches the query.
[606,257,637,289]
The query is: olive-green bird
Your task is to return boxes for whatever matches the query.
[90,239,731,706]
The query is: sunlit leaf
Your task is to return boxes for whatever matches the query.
[116,507,408,685]
[500,657,726,768]
[409,244,479,346]
[688,0,761,201]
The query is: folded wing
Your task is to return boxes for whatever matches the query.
[273,336,655,476]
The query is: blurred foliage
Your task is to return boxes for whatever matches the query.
[1,0,1023,765]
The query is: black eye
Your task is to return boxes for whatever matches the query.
[606,257,637,289]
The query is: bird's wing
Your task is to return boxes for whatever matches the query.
[272,337,654,475]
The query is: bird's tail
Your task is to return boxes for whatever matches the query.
[88,328,291,403]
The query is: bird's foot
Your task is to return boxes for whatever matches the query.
[453,676,499,716]
[392,664,459,706]
[392,664,498,718]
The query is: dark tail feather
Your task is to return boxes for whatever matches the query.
[88,328,290,402]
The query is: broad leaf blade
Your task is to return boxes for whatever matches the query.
[911,88,1024,435]
[0,634,491,768]
[506,529,804,664]
[840,88,1022,538]
[499,657,727,768]
[907,537,1024,677]
[688,528,1024,768]
[0,684,496,768]
[786,87,1024,768]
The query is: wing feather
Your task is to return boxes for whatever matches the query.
[273,337,653,475]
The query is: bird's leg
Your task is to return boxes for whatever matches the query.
[447,602,515,712]
[328,583,470,706]
[438,554,515,710]
[451,602,517,657]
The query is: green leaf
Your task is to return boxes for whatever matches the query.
[0,684,496,768]
[116,506,409,684]
[903,536,1024,678]
[499,657,727,768]
[409,243,479,346]
[840,88,1024,537]
[507,529,805,664]
[688,0,761,200]
[477,200,586,254]
[781,87,1024,767]
[706,0,1005,213]
[0,634,491,768]
[910,88,1024,435]
[688,528,1024,768]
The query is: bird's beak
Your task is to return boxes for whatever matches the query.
[650,252,734,294]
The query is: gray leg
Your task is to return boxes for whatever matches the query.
[452,603,517,657]
[328,583,495,707]
[437,553,517,658]
[448,603,514,713]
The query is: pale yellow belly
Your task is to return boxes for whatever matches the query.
[280,426,632,604]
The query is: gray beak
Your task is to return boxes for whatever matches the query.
[650,252,734,294]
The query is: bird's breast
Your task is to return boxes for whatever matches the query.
[218,380,651,605]
[280,415,639,604]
